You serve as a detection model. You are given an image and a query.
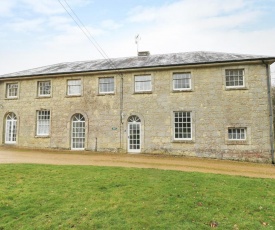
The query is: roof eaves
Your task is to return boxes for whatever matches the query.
[1,56,275,80]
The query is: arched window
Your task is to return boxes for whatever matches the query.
[5,112,17,144]
[127,115,141,123]
[71,113,85,150]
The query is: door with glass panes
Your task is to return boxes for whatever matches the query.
[127,115,141,153]
[5,113,17,144]
[71,113,85,150]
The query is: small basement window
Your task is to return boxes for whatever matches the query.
[228,128,246,140]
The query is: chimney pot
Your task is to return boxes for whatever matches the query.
[138,51,150,57]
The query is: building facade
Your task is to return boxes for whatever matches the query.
[0,51,274,162]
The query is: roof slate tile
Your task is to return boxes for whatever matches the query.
[1,51,274,79]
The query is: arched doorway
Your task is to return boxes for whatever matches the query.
[127,115,141,153]
[71,113,85,150]
[5,112,17,144]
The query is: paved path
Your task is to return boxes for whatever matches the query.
[1,146,275,179]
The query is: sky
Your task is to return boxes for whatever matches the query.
[0,0,275,77]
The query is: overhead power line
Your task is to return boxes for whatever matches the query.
[57,0,125,135]
[57,0,118,71]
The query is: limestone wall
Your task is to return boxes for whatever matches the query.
[0,62,272,162]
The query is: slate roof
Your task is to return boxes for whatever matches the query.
[1,51,275,79]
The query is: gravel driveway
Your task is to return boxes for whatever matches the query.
[1,146,275,179]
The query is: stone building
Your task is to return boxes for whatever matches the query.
[0,51,274,162]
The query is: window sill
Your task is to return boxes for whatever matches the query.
[65,95,82,98]
[36,96,51,99]
[5,97,18,100]
[134,91,152,94]
[35,135,50,138]
[172,89,193,93]
[97,93,115,96]
[225,87,248,91]
[226,140,248,145]
[172,140,195,143]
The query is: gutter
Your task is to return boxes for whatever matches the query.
[263,60,275,164]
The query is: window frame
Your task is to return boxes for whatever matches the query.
[6,83,19,99]
[134,75,152,92]
[228,127,246,140]
[98,77,115,94]
[225,69,245,88]
[173,72,191,91]
[173,111,192,140]
[36,110,51,136]
[67,79,82,96]
[38,80,51,97]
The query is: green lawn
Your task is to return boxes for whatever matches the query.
[0,164,274,229]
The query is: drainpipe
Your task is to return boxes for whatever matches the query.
[263,60,275,164]
[119,73,124,150]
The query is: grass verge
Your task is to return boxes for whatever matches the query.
[0,164,274,229]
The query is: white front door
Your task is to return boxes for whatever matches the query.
[128,123,141,153]
[5,113,17,144]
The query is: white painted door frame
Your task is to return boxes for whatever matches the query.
[127,122,141,153]
[5,113,17,144]
[71,114,85,150]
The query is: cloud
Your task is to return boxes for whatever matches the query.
[47,24,104,46]
[1,0,96,36]
[128,0,258,26]
[0,0,92,17]
[0,1,16,17]
[125,0,272,54]
[47,16,74,31]
[0,0,275,78]
[7,18,45,32]
[19,0,63,15]
[198,10,262,31]
[101,19,122,30]
[19,0,92,16]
